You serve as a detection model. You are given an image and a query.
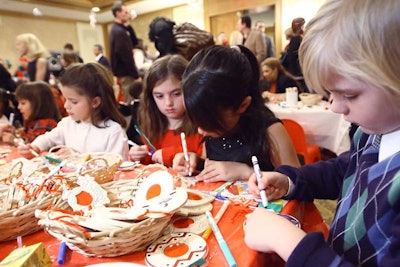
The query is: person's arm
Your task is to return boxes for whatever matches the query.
[35,57,48,81]
[133,50,145,70]
[30,118,66,152]
[104,126,129,161]
[267,36,275,57]
[23,119,57,143]
[267,122,301,168]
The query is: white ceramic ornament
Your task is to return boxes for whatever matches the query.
[146,232,207,267]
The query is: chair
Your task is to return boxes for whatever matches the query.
[281,119,321,164]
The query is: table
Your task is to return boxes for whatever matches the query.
[0,146,329,267]
[267,102,351,155]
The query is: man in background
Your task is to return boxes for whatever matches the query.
[93,44,111,70]
[109,1,139,103]
[255,20,275,59]
[237,15,266,64]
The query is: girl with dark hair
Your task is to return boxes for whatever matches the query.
[173,45,299,182]
[129,54,203,167]
[2,81,60,143]
[18,63,129,160]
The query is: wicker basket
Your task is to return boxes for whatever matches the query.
[80,153,122,184]
[38,168,177,257]
[0,195,67,242]
[45,150,123,184]
[0,160,68,242]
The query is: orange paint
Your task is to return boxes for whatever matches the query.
[164,242,189,257]
[146,184,161,200]
[76,191,93,206]
[187,192,202,200]
[173,218,194,228]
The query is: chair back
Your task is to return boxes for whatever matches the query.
[281,119,308,155]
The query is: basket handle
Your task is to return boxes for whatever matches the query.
[79,157,109,175]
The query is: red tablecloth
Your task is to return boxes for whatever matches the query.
[0,145,329,266]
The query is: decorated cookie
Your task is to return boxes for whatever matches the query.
[62,175,110,213]
[177,202,213,216]
[134,170,175,207]
[146,232,207,267]
[163,214,209,235]
[183,189,214,207]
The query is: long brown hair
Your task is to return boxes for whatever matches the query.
[58,63,126,128]
[15,81,61,124]
[261,57,302,90]
[138,54,196,144]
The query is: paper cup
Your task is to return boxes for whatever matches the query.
[285,88,298,107]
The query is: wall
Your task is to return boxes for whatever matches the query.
[0,10,80,74]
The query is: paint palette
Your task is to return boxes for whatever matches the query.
[146,232,207,267]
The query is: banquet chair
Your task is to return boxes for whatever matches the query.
[281,119,321,164]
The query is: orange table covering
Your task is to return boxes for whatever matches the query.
[0,145,329,267]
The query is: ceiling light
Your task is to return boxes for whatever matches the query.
[91,7,100,13]
[32,7,42,16]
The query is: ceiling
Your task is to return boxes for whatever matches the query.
[0,0,190,23]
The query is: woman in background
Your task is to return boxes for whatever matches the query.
[15,33,50,82]
[260,57,302,102]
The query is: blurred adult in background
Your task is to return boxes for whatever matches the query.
[0,61,16,92]
[16,33,50,82]
[237,15,266,64]
[13,56,29,83]
[110,1,140,103]
[216,32,229,46]
[63,43,84,63]
[281,17,305,77]
[60,51,79,70]
[283,27,294,52]
[229,30,243,46]
[133,39,153,78]
[148,17,177,58]
[259,57,302,102]
[0,62,19,122]
[93,44,111,70]
[255,20,275,59]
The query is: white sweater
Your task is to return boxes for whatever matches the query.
[32,116,129,160]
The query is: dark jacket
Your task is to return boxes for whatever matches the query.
[109,22,139,78]
[259,72,299,94]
